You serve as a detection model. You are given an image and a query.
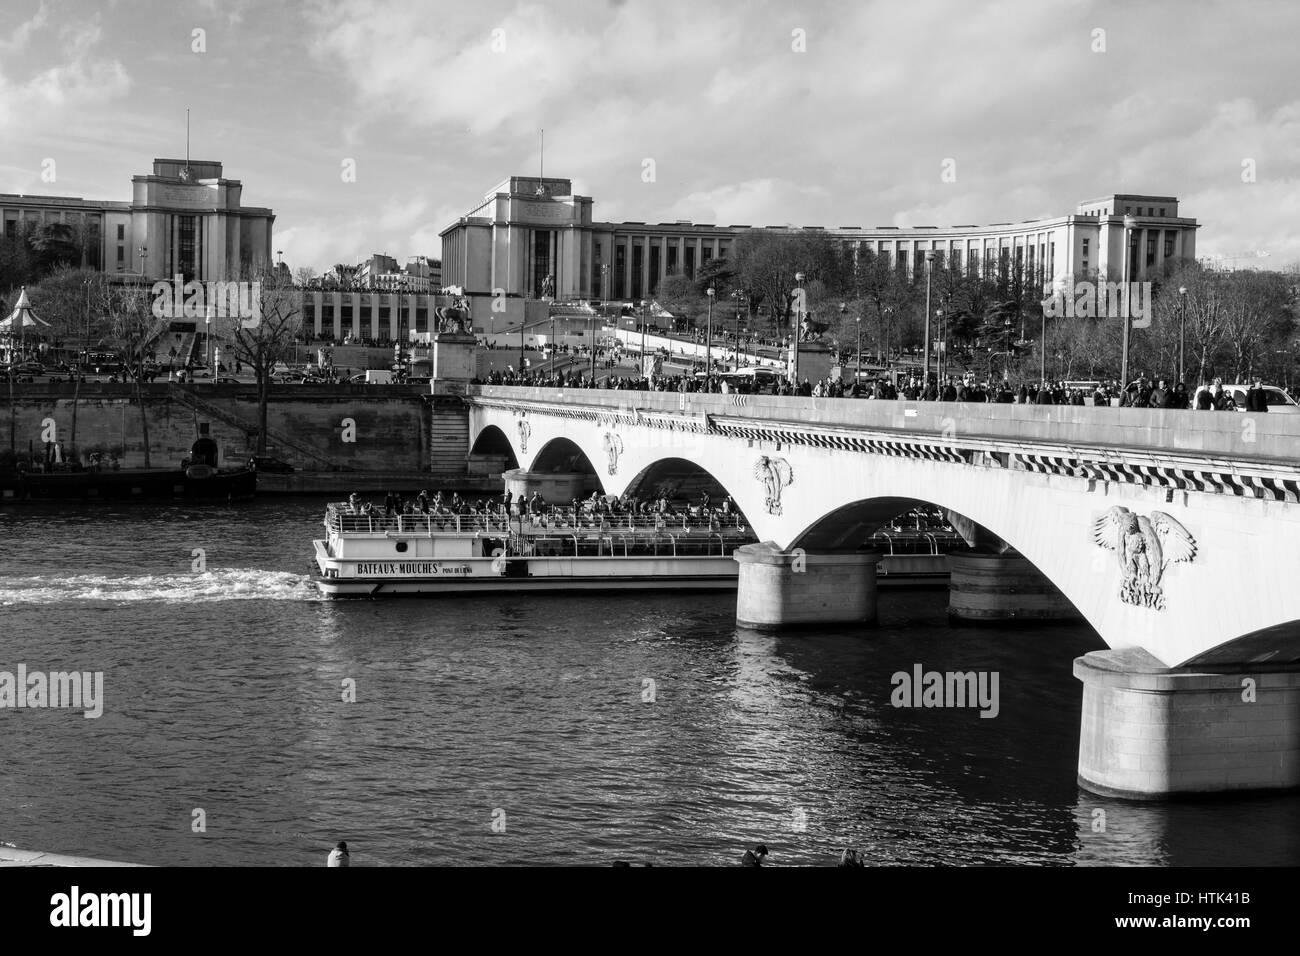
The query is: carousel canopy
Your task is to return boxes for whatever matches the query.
[0,287,51,332]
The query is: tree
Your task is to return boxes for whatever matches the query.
[653,273,704,326]
[730,230,850,340]
[97,280,171,468]
[214,269,303,455]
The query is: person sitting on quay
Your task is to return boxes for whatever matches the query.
[741,844,769,867]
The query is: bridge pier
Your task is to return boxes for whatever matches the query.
[948,551,1078,622]
[1075,648,1300,798]
[734,543,878,630]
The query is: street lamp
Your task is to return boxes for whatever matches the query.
[1119,214,1138,387]
[549,313,556,374]
[1039,301,1047,387]
[639,299,649,374]
[881,306,893,365]
[518,311,525,376]
[705,286,715,374]
[731,289,745,368]
[1178,285,1188,386]
[1004,317,1013,380]
[923,251,936,388]
[935,308,944,386]
[855,312,862,383]
[792,271,806,384]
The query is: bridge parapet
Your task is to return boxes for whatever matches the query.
[469,386,1300,501]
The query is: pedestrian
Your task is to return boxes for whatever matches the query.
[1245,377,1269,412]
[327,841,350,867]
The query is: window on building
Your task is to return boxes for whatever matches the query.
[685,246,695,279]
[702,247,713,263]
[632,244,644,300]
[896,249,908,276]
[666,245,677,276]
[1146,236,1156,266]
[615,243,627,299]
[1164,234,1175,258]
[649,245,660,294]
[951,249,962,273]
[116,245,124,264]
[178,215,197,282]
[1159,208,1166,217]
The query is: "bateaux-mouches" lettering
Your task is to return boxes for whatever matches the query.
[354,562,473,576]
[0,665,103,718]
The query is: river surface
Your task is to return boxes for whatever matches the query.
[0,498,1295,866]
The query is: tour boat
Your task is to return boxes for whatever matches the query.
[313,504,758,597]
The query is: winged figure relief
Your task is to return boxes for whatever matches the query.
[1092,506,1197,610]
[754,456,794,516]
[603,432,623,475]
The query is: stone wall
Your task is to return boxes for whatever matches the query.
[0,384,450,472]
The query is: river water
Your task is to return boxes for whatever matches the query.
[0,498,1295,867]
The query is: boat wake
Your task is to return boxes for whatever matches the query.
[0,569,321,605]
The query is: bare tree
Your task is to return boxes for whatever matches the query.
[97,280,171,468]
[214,269,302,455]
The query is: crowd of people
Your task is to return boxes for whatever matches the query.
[480,364,1281,409]
[339,488,742,527]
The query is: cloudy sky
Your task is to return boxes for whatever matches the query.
[2,0,1297,273]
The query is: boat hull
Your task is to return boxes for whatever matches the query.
[312,540,951,597]
[0,468,257,501]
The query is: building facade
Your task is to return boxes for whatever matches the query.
[0,158,274,281]
[439,178,1199,301]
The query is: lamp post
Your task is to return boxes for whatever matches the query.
[205,304,212,375]
[792,271,805,384]
[1039,301,1047,387]
[1119,214,1137,388]
[639,299,648,375]
[588,309,596,384]
[518,312,525,375]
[923,251,935,388]
[731,289,745,369]
[935,308,944,386]
[1178,285,1188,386]
[705,285,715,374]
[549,313,556,374]
[855,313,862,383]
[881,306,893,365]
[1003,317,1013,381]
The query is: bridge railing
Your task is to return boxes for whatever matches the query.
[469,385,1300,465]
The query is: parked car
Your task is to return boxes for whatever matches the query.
[14,360,44,376]
[1192,383,1299,413]
[248,456,295,473]
[212,377,241,385]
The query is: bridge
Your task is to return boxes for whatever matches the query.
[466,385,1300,799]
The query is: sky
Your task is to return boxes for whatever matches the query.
[2,0,1298,273]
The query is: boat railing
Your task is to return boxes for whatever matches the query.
[325,502,750,538]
